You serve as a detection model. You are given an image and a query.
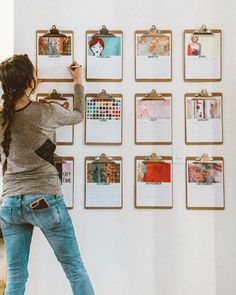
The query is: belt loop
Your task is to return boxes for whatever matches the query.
[19,194,23,207]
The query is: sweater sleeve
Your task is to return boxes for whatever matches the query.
[41,83,85,128]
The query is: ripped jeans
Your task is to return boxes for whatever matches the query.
[0,194,95,295]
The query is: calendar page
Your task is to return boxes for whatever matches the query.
[86,97,122,144]
[185,95,223,143]
[136,96,172,143]
[136,158,173,207]
[86,32,122,80]
[37,31,73,80]
[186,159,224,209]
[185,31,221,80]
[85,159,122,208]
[136,31,172,80]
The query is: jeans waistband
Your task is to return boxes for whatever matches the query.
[0,194,63,206]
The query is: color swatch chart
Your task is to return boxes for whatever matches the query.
[86,99,121,120]
[86,97,122,144]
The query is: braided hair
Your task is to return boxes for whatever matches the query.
[0,54,37,175]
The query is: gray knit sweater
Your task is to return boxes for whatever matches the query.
[0,83,84,198]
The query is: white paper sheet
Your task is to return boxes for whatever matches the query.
[86,97,122,143]
[136,159,172,207]
[37,32,73,80]
[61,160,74,208]
[85,160,122,207]
[186,160,224,208]
[86,33,122,80]
[185,32,221,80]
[136,96,172,143]
[136,33,172,80]
[186,96,223,143]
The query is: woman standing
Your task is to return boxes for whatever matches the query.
[0,54,95,295]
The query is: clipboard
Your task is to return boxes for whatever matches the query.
[135,153,173,208]
[86,25,123,82]
[135,25,172,81]
[54,156,74,209]
[186,154,225,210]
[0,239,6,288]
[184,25,222,82]
[135,90,172,145]
[36,90,75,145]
[85,90,123,145]
[36,25,74,82]
[184,90,223,145]
[85,153,123,209]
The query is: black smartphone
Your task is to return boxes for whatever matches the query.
[29,198,50,210]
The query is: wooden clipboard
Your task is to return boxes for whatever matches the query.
[184,25,222,82]
[86,26,123,82]
[135,154,173,209]
[0,238,6,289]
[36,26,74,82]
[135,26,172,82]
[36,90,75,145]
[186,154,225,210]
[85,153,123,209]
[54,156,74,210]
[85,90,123,145]
[135,90,172,145]
[184,90,223,145]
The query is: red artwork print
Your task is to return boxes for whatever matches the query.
[143,162,171,183]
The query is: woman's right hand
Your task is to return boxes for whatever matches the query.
[67,61,83,84]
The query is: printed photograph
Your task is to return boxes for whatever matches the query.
[187,99,221,120]
[137,99,171,120]
[86,99,121,121]
[38,36,71,56]
[187,35,201,56]
[88,35,121,57]
[87,162,120,184]
[137,162,171,183]
[137,34,170,56]
[188,162,223,185]
[186,33,220,58]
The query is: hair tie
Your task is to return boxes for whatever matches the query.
[8,88,16,95]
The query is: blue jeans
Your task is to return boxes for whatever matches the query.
[0,194,95,295]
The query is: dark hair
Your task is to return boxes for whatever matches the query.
[0,54,36,175]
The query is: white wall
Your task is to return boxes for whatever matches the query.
[0,0,14,104]
[0,0,14,62]
[14,0,236,294]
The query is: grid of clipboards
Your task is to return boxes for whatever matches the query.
[35,24,224,210]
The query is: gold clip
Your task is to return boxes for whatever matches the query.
[91,89,115,101]
[44,89,66,101]
[141,89,166,101]
[43,25,66,37]
[143,153,164,163]
[93,153,113,163]
[192,89,213,100]
[193,153,214,164]
[142,25,163,37]
[193,25,214,36]
[93,25,116,38]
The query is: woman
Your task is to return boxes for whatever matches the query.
[0,54,95,295]
[89,36,104,57]
[187,35,201,56]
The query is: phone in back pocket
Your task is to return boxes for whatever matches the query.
[29,198,50,210]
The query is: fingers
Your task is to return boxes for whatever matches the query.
[69,61,82,70]
[67,60,83,83]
